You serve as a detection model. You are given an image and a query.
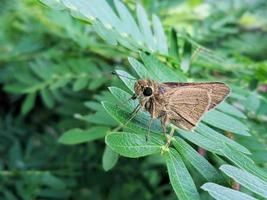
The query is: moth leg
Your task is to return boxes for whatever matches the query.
[166,127,175,147]
[146,118,153,142]
[129,104,140,116]
[124,105,141,126]
[161,114,169,143]
[112,105,141,132]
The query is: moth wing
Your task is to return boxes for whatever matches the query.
[162,82,230,110]
[165,87,211,130]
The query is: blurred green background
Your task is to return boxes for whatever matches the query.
[0,0,267,199]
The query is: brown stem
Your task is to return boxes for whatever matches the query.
[232,181,240,191]
[198,147,206,156]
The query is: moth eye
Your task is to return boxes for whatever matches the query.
[143,87,153,96]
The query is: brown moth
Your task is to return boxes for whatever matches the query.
[129,79,230,146]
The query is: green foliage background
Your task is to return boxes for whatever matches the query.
[0,0,267,199]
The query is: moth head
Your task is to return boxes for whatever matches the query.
[134,80,155,98]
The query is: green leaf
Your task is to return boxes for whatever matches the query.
[221,145,267,181]
[50,77,71,89]
[220,164,267,198]
[140,53,186,81]
[114,0,143,45]
[40,88,55,108]
[115,69,136,92]
[201,182,257,200]
[216,102,246,119]
[41,172,66,190]
[176,129,223,155]
[72,76,88,91]
[108,86,136,110]
[21,93,36,115]
[59,127,109,145]
[105,132,162,158]
[203,110,250,136]
[92,20,117,45]
[164,148,200,200]
[180,38,192,72]
[89,77,107,90]
[136,3,156,52]
[196,123,251,155]
[152,15,168,54]
[30,60,53,80]
[102,145,119,171]
[40,0,65,10]
[168,28,179,59]
[128,57,150,79]
[173,137,221,182]
[244,92,260,112]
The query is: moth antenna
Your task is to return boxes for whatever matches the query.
[111,71,136,80]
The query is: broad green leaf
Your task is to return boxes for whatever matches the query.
[102,145,119,171]
[59,127,108,145]
[216,102,246,119]
[173,137,221,182]
[196,123,251,155]
[152,15,168,54]
[201,182,257,200]
[165,149,200,200]
[40,88,55,108]
[220,164,267,198]
[73,76,88,91]
[203,110,250,136]
[105,132,161,158]
[21,93,36,115]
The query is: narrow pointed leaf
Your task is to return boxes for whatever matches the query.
[216,102,246,119]
[165,149,200,200]
[196,123,251,155]
[221,145,267,181]
[173,137,221,182]
[40,88,55,108]
[203,110,250,136]
[21,93,36,115]
[220,164,267,198]
[152,15,168,54]
[201,182,257,200]
[102,145,119,171]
